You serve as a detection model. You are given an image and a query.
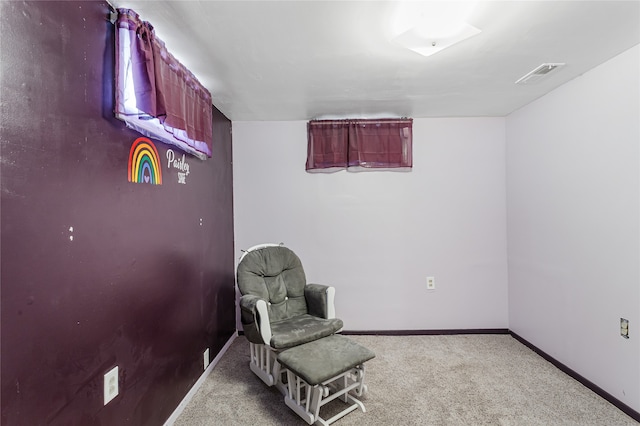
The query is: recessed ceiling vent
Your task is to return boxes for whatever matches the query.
[515,63,565,85]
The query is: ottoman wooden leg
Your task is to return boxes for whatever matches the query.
[277,335,375,425]
[284,366,369,425]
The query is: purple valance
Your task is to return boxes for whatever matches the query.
[115,8,212,158]
[306,118,413,172]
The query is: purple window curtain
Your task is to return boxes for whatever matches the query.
[306,120,349,172]
[115,9,158,115]
[306,118,412,172]
[153,38,213,156]
[114,8,212,158]
[348,119,412,170]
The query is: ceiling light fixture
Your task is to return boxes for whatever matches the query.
[391,1,481,57]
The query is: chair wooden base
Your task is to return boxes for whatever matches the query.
[249,342,288,394]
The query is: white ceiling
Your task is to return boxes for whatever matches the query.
[110,1,640,121]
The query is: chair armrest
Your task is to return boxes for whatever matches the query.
[305,284,336,319]
[240,294,272,345]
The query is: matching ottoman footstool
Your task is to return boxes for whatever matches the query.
[277,334,375,426]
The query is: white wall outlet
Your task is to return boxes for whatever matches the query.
[104,366,119,405]
[426,276,436,290]
[203,348,210,370]
[621,318,629,339]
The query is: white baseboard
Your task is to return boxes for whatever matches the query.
[163,332,238,425]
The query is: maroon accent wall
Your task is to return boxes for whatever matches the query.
[0,2,235,425]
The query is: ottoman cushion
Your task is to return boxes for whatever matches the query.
[277,335,375,385]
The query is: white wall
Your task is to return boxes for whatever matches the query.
[233,118,508,331]
[506,45,640,411]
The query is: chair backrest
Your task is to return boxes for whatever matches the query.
[237,245,308,322]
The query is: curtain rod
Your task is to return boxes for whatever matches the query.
[309,118,412,125]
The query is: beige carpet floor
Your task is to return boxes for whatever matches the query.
[173,334,638,425]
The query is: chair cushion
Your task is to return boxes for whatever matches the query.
[277,335,375,385]
[270,314,343,350]
[237,246,308,322]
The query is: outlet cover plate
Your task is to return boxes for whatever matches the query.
[104,366,119,405]
[621,318,629,339]
[426,276,436,290]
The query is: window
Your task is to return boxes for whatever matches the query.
[306,118,413,172]
[114,9,213,159]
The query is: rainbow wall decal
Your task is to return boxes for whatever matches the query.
[128,137,162,185]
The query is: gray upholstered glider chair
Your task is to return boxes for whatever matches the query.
[237,244,343,390]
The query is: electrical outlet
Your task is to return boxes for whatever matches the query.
[203,348,210,370]
[426,276,436,290]
[104,366,119,405]
[621,318,629,339]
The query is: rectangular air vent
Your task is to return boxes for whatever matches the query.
[515,63,565,85]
